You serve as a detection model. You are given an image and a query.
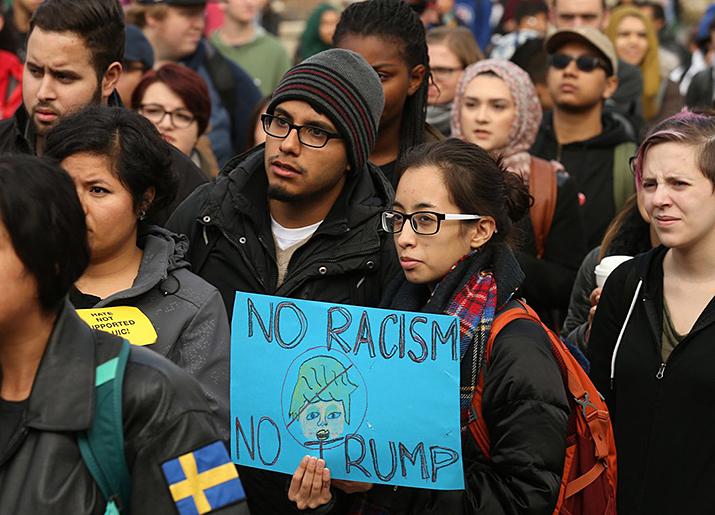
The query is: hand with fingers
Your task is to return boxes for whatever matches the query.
[288,455,333,510]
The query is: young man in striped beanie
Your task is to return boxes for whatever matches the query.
[167,48,400,513]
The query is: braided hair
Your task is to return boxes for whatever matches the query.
[333,0,429,159]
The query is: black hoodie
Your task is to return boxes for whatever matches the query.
[530,111,635,248]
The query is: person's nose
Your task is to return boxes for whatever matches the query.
[475,103,490,123]
[36,75,56,102]
[651,182,672,207]
[563,58,579,78]
[157,111,174,131]
[278,126,302,155]
[396,219,418,249]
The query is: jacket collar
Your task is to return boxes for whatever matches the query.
[25,300,95,431]
[9,92,124,156]
[387,243,525,314]
[93,226,188,307]
[10,104,34,155]
[636,246,715,338]
[206,146,394,237]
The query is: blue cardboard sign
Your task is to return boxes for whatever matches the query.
[230,292,464,490]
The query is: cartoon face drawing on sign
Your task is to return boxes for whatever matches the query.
[288,355,358,443]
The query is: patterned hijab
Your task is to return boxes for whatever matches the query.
[451,59,542,180]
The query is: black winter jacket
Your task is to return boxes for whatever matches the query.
[0,302,246,514]
[588,246,715,514]
[685,66,714,109]
[340,244,570,515]
[166,145,401,515]
[166,145,401,319]
[0,101,208,226]
[516,168,586,326]
[530,112,636,249]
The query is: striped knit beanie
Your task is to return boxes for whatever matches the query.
[267,49,384,173]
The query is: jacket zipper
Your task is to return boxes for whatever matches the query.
[655,362,666,379]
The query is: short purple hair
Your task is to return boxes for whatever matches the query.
[632,109,715,189]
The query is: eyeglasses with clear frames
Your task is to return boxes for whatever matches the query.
[261,113,342,148]
[381,209,482,235]
[139,103,196,128]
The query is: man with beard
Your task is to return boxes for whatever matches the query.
[0,0,207,225]
[531,27,636,248]
[167,48,400,513]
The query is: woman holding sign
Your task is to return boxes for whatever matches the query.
[42,106,231,435]
[289,138,571,513]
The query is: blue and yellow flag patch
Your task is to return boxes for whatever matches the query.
[162,441,245,515]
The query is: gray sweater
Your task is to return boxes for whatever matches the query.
[561,246,600,352]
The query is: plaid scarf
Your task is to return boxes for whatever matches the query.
[436,251,498,410]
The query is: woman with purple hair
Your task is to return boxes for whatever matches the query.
[588,109,715,514]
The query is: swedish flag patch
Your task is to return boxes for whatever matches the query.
[162,441,246,514]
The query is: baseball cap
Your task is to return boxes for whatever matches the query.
[545,27,618,76]
[124,25,154,70]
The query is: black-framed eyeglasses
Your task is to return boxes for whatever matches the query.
[549,53,610,74]
[261,113,342,148]
[381,209,482,235]
[139,103,196,128]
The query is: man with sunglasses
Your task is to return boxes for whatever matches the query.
[531,27,637,249]
[550,0,645,139]
[168,46,400,514]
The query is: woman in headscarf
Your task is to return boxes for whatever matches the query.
[452,59,586,329]
[295,3,339,63]
[606,5,682,126]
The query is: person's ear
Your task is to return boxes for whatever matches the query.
[469,216,497,249]
[101,61,123,103]
[602,74,618,100]
[407,64,427,96]
[137,187,156,219]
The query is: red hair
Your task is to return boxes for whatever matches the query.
[131,63,211,136]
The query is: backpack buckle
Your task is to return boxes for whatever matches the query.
[574,392,596,417]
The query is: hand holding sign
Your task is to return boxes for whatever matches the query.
[288,456,332,510]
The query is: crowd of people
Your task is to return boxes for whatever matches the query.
[0,0,714,514]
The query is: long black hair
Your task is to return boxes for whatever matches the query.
[333,0,429,159]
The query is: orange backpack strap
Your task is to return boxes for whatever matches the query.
[468,303,536,460]
[528,157,558,259]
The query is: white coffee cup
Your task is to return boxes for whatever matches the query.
[594,255,633,288]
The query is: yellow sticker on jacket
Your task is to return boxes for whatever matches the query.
[76,306,157,346]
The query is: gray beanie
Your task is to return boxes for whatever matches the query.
[267,49,384,172]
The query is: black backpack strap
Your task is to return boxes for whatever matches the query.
[205,46,239,147]
[78,339,132,514]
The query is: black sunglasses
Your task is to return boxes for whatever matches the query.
[549,53,610,74]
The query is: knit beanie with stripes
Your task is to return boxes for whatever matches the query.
[267,49,385,173]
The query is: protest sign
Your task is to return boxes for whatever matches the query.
[76,306,157,346]
[230,292,464,490]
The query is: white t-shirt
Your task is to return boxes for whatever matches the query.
[270,217,322,251]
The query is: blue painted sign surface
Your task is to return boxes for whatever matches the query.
[230,292,464,490]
